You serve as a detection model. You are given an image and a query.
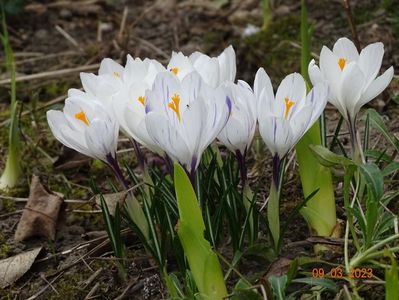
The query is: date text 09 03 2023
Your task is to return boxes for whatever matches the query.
[311,267,373,279]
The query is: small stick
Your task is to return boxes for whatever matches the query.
[0,64,101,85]
[55,25,83,52]
[81,268,104,289]
[133,37,169,59]
[342,0,361,51]
[84,282,100,300]
[118,6,129,41]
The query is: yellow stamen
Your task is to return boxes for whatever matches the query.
[75,110,89,126]
[168,94,181,122]
[170,67,179,75]
[113,71,121,78]
[284,97,295,119]
[138,96,145,105]
[338,57,346,71]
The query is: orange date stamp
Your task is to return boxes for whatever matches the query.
[311,267,373,279]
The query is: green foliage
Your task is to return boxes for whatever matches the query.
[174,163,227,300]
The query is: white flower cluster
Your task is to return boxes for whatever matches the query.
[47,38,393,172]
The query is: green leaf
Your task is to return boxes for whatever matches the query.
[385,249,399,300]
[268,275,287,300]
[309,145,356,168]
[174,163,227,299]
[366,109,399,151]
[292,277,338,292]
[359,163,384,201]
[382,161,399,177]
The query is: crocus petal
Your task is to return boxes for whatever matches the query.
[254,67,274,117]
[259,116,293,158]
[305,81,329,130]
[357,42,384,87]
[167,51,194,80]
[124,56,147,84]
[218,45,236,83]
[218,115,249,155]
[308,59,324,87]
[80,72,98,96]
[355,66,394,113]
[85,119,118,161]
[98,58,124,77]
[274,73,306,117]
[339,62,366,120]
[332,37,359,62]
[145,112,192,169]
[191,54,220,87]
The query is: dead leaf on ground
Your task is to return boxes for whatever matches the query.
[263,257,292,278]
[14,175,64,242]
[0,247,42,288]
[95,191,128,216]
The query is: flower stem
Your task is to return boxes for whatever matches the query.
[235,149,247,187]
[105,153,149,240]
[268,154,281,252]
[130,138,146,173]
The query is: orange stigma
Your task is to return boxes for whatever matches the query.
[75,110,89,126]
[284,97,295,119]
[138,96,145,105]
[170,67,179,75]
[338,57,346,71]
[168,94,181,122]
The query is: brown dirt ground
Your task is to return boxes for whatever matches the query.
[0,0,398,299]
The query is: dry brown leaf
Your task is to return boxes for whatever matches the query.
[14,175,64,242]
[0,247,42,288]
[95,192,128,216]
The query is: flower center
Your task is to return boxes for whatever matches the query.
[168,94,181,122]
[284,97,295,119]
[338,57,346,71]
[113,71,121,78]
[170,67,179,75]
[75,110,89,126]
[138,96,145,106]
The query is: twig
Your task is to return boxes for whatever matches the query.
[118,6,129,41]
[114,276,139,300]
[55,25,83,52]
[84,282,100,300]
[133,37,169,59]
[81,268,104,289]
[26,273,63,300]
[342,0,361,51]
[0,195,90,203]
[0,64,100,85]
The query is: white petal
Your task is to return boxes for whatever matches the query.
[308,59,324,87]
[255,68,275,120]
[145,112,192,169]
[355,66,394,113]
[274,73,306,117]
[332,37,359,62]
[339,62,366,120]
[124,56,147,84]
[218,45,236,83]
[167,51,194,80]
[80,72,98,96]
[218,114,251,155]
[259,116,293,158]
[192,55,220,87]
[358,42,384,87]
[98,58,124,77]
[305,82,329,130]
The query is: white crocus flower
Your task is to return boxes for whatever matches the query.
[112,56,165,154]
[79,58,125,108]
[144,71,231,175]
[47,95,119,165]
[308,37,394,123]
[218,81,257,157]
[257,70,328,159]
[167,45,236,87]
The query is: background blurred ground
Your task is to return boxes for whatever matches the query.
[0,0,398,299]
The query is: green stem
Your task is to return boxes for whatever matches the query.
[350,234,399,268]
[268,155,281,252]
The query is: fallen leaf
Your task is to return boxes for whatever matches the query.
[264,257,292,278]
[14,175,64,241]
[95,192,128,216]
[0,247,42,288]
